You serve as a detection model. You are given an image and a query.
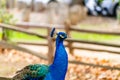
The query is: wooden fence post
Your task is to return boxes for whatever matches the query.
[2,28,8,41]
[47,27,54,64]
[1,28,8,52]
[64,20,74,55]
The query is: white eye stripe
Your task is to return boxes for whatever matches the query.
[60,35,64,38]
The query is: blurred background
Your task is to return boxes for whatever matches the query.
[0,0,120,80]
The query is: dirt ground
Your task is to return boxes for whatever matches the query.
[0,49,120,80]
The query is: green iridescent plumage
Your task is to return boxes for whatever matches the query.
[13,64,49,80]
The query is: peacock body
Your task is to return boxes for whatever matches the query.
[12,28,68,80]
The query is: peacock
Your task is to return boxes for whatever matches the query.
[1,28,68,80]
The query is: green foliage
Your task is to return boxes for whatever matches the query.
[0,8,16,40]
[0,0,6,8]
[0,0,18,23]
[0,0,17,40]
[0,9,15,24]
[98,0,117,4]
[98,0,103,3]
[119,0,120,6]
[0,0,16,24]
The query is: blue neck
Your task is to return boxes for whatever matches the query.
[49,37,68,80]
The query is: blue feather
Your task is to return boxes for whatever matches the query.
[46,32,68,80]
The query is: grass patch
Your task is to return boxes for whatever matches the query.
[9,31,45,42]
[71,31,120,44]
[0,29,47,42]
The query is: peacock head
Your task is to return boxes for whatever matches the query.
[50,28,67,40]
[57,32,67,40]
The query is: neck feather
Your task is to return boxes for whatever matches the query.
[49,37,68,80]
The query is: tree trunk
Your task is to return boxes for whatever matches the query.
[6,0,15,9]
[31,0,34,11]
[117,6,120,24]
[71,0,84,6]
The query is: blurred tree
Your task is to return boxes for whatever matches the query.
[71,0,84,6]
[0,0,6,8]
[0,0,16,40]
[48,0,58,4]
[6,0,15,9]
[31,0,34,11]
